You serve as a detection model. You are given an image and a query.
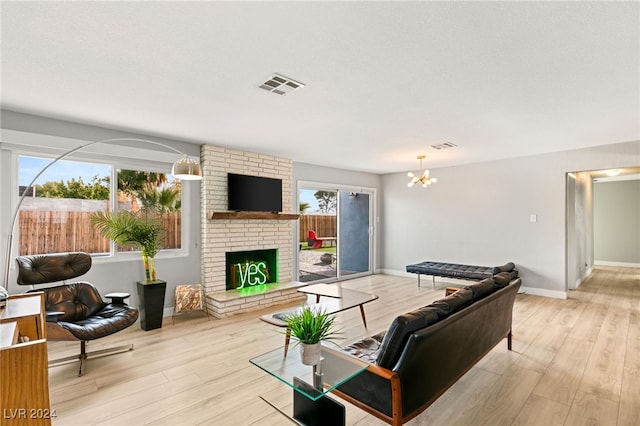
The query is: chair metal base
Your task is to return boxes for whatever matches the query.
[48,340,134,376]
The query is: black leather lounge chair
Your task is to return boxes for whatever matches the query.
[15,252,139,376]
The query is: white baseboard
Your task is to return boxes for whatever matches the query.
[584,266,593,278]
[573,278,581,289]
[519,286,567,300]
[573,266,593,290]
[379,268,413,277]
[594,260,640,268]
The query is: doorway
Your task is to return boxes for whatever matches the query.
[565,167,640,290]
[297,183,374,283]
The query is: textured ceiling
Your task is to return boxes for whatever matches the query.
[1,1,638,174]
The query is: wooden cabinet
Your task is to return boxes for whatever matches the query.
[0,292,53,425]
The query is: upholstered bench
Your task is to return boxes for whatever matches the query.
[405,261,517,287]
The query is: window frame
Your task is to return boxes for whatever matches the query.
[8,141,191,264]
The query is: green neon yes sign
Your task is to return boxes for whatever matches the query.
[235,261,269,289]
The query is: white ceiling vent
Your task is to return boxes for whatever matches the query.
[259,73,305,95]
[431,142,457,150]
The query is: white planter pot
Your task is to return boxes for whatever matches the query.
[300,342,322,365]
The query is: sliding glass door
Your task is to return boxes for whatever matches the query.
[297,184,373,283]
[338,191,370,277]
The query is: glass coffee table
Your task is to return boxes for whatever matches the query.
[260,284,378,356]
[250,344,368,425]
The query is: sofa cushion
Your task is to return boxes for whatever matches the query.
[58,303,139,341]
[343,331,386,363]
[40,282,105,322]
[464,278,495,301]
[492,262,515,274]
[493,271,514,288]
[375,306,442,369]
[430,288,474,316]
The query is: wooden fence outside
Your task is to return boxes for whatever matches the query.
[18,210,181,255]
[299,214,336,242]
[18,210,329,252]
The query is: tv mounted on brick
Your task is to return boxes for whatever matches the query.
[227,173,283,213]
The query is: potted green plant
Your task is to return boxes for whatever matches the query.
[284,306,339,365]
[90,211,164,281]
[90,210,166,331]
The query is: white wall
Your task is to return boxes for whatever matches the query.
[594,179,640,265]
[380,140,639,299]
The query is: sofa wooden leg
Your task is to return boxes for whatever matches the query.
[507,331,512,351]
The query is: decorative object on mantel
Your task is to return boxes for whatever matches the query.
[284,306,340,365]
[2,137,201,291]
[407,154,438,188]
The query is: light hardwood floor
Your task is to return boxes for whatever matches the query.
[47,266,639,425]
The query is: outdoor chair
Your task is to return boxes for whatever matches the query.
[307,230,324,249]
[308,230,336,249]
[15,252,139,376]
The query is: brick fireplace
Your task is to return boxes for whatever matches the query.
[200,145,305,318]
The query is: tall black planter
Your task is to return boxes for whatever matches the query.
[136,280,167,331]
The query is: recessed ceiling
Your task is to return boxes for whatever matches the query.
[1,1,638,174]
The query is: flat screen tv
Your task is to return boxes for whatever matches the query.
[228,173,283,213]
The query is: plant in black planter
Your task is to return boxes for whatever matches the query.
[91,210,167,331]
[90,211,164,281]
[284,306,340,365]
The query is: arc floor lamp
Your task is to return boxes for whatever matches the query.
[2,137,202,290]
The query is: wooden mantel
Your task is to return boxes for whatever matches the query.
[209,211,300,220]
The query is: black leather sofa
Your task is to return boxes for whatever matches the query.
[332,272,521,425]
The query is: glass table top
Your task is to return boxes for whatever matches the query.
[250,343,369,401]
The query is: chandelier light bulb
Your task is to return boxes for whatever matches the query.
[407,154,437,188]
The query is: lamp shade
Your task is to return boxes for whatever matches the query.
[171,157,202,180]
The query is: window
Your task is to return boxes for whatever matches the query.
[17,155,183,256]
[115,168,182,252]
